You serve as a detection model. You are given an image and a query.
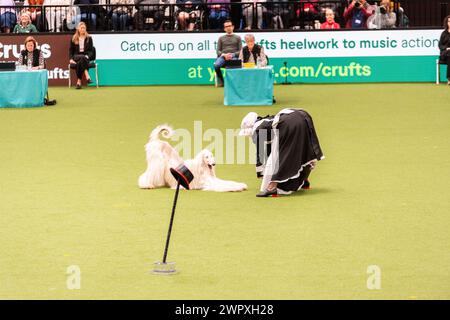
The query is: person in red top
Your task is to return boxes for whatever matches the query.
[320,8,340,29]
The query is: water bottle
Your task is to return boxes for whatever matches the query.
[27,58,32,70]
[314,20,321,29]
[256,56,261,68]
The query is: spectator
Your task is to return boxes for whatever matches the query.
[238,34,267,67]
[213,20,241,87]
[74,0,98,31]
[44,0,68,32]
[269,0,291,30]
[23,0,44,30]
[343,0,372,29]
[320,8,340,29]
[134,0,164,30]
[0,0,17,33]
[439,15,450,85]
[110,0,134,31]
[367,0,396,29]
[176,0,202,31]
[69,22,95,89]
[295,0,319,29]
[13,12,38,33]
[17,36,45,69]
[242,0,266,30]
[207,0,230,30]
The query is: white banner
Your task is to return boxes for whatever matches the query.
[92,29,442,60]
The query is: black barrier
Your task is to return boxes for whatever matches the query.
[0,1,448,33]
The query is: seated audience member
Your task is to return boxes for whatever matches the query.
[44,0,68,32]
[439,15,450,85]
[320,8,340,29]
[134,0,164,30]
[110,0,134,31]
[242,0,266,30]
[367,0,396,29]
[69,22,95,89]
[17,36,45,69]
[207,0,230,30]
[0,0,17,33]
[23,0,44,30]
[214,20,241,87]
[269,0,291,30]
[343,0,372,29]
[74,0,98,31]
[295,0,319,29]
[176,0,202,31]
[13,12,38,33]
[238,34,267,67]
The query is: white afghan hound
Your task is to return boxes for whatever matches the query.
[138,125,247,192]
[138,125,182,189]
[185,149,247,192]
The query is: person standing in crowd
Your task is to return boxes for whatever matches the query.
[320,8,340,29]
[439,15,450,85]
[343,0,372,29]
[13,12,38,33]
[0,0,17,33]
[69,22,95,89]
[17,36,45,70]
[239,109,324,197]
[213,20,241,87]
[238,34,267,67]
[367,0,396,29]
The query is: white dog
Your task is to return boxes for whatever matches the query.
[138,125,247,192]
[185,149,247,192]
[138,125,183,189]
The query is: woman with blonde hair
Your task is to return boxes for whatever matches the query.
[17,36,45,69]
[69,22,94,89]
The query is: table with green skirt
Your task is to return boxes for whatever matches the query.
[224,66,274,106]
[0,70,48,108]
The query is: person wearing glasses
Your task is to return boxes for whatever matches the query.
[213,20,241,87]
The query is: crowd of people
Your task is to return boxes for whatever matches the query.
[0,0,410,33]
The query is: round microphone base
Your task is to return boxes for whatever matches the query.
[152,261,178,275]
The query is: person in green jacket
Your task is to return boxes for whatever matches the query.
[13,13,38,33]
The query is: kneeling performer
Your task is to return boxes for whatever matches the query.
[239,108,324,197]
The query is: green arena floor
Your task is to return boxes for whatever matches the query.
[0,84,449,299]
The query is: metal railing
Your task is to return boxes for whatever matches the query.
[0,1,448,33]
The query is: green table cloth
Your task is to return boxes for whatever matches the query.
[0,70,48,108]
[224,66,274,106]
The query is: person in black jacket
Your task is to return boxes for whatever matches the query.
[238,34,267,67]
[17,36,45,69]
[439,15,450,85]
[69,22,94,89]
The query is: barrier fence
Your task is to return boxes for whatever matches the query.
[0,30,446,86]
[0,0,448,33]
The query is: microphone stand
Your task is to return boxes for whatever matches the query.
[282,61,291,85]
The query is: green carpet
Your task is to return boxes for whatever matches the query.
[0,84,449,299]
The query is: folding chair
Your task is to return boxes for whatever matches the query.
[68,47,99,88]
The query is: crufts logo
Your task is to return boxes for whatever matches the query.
[48,67,70,80]
[0,42,52,59]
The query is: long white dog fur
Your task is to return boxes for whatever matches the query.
[138,125,247,192]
